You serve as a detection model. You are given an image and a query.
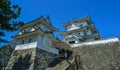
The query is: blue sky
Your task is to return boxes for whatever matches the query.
[1,0,120,46]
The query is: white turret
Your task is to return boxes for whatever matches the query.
[60,16,102,45]
[12,16,59,54]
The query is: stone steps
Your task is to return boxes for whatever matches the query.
[46,59,74,70]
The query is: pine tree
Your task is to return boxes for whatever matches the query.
[0,0,24,43]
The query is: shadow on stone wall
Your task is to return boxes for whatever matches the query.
[66,55,84,70]
[72,42,120,70]
[48,58,61,67]
[12,53,31,70]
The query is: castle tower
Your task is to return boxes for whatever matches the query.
[59,16,102,45]
[5,16,59,70]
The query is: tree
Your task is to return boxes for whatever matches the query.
[0,44,13,67]
[0,0,24,43]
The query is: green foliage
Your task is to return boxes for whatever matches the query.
[0,0,24,43]
[0,45,13,66]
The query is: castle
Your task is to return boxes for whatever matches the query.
[59,16,102,44]
[5,16,119,70]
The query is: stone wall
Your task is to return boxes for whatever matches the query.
[5,48,58,70]
[33,48,58,70]
[69,42,120,70]
[5,48,36,70]
[70,37,119,47]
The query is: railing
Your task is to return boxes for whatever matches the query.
[15,42,59,54]
[83,33,98,38]
[70,37,119,47]
[15,42,37,50]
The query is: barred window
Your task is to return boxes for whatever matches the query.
[22,40,24,44]
[29,39,31,43]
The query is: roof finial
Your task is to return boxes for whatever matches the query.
[40,15,43,18]
[85,14,90,17]
[45,15,50,23]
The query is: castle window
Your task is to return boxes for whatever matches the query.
[69,41,75,44]
[22,40,24,44]
[29,38,31,43]
[80,24,83,27]
[34,26,38,29]
[84,32,87,36]
[79,32,84,36]
[79,39,84,42]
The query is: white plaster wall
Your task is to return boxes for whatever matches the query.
[86,29,92,35]
[70,37,119,47]
[15,34,58,54]
[86,38,95,42]
[25,27,31,32]
[16,40,21,45]
[40,24,50,32]
[24,39,28,44]
[39,46,59,54]
[30,28,35,31]
[43,37,49,46]
[37,35,59,54]
[17,36,37,45]
[16,39,22,45]
[15,36,38,49]
[37,35,43,48]
[79,32,84,36]
[15,42,37,50]
[66,21,88,31]
[66,25,71,30]
[18,27,36,35]
[18,32,22,35]
[67,24,80,31]
[75,21,88,27]
[16,37,37,45]
[66,38,79,44]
